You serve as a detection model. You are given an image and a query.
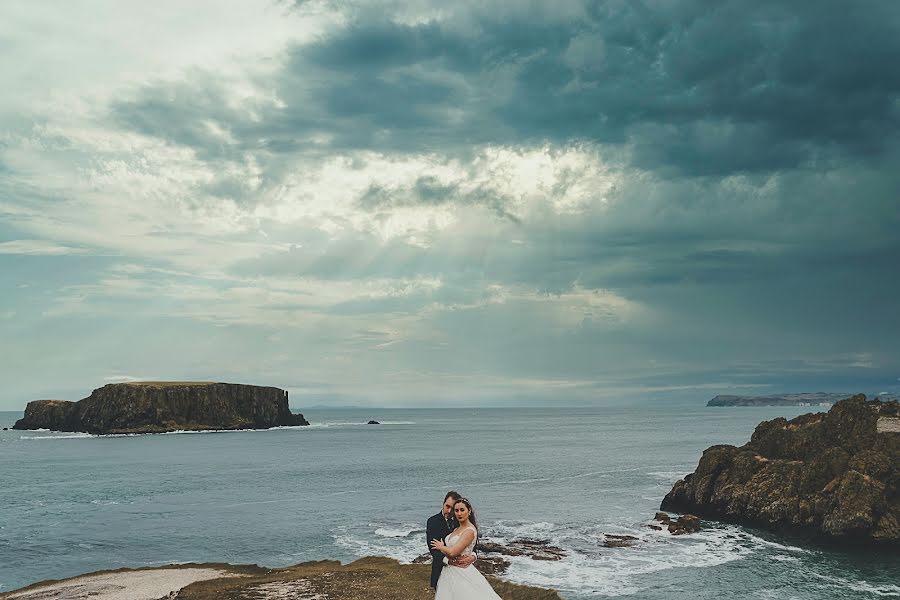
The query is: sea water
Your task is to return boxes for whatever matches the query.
[1,403,897,598]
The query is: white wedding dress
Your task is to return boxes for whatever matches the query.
[435,525,502,600]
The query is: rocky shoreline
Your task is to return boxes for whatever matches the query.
[662,395,900,549]
[13,382,308,434]
[0,558,562,600]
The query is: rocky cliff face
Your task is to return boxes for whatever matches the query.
[13,382,309,434]
[662,395,900,548]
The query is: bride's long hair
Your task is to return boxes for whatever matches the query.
[455,497,478,530]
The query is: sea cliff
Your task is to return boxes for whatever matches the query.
[662,395,900,548]
[13,382,308,434]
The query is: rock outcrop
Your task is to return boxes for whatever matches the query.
[13,382,308,434]
[662,395,900,548]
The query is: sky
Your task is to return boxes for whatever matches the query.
[1,0,899,409]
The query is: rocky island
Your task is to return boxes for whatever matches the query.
[0,557,562,600]
[12,382,309,434]
[662,395,900,548]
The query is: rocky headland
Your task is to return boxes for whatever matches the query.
[662,395,900,548]
[0,557,562,600]
[12,382,308,434]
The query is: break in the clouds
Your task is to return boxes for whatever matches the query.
[1,0,899,408]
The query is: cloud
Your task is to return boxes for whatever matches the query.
[102,374,149,383]
[1,0,899,407]
[0,240,90,256]
[268,0,900,174]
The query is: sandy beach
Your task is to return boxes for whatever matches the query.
[1,567,238,600]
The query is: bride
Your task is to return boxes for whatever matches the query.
[430,497,502,600]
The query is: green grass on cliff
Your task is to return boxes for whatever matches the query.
[122,381,219,387]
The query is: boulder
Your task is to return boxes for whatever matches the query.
[603,534,640,547]
[662,395,900,549]
[367,420,380,425]
[13,382,309,434]
[653,512,701,535]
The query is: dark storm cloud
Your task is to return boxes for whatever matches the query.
[110,74,251,161]
[108,0,900,177]
[285,0,900,172]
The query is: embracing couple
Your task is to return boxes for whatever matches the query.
[426,491,501,599]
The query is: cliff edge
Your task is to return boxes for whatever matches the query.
[662,394,900,548]
[13,382,309,434]
[0,557,563,600]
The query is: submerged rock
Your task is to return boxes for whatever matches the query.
[662,395,900,549]
[13,382,309,434]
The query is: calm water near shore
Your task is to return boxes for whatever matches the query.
[1,403,897,598]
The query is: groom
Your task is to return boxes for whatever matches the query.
[426,490,475,588]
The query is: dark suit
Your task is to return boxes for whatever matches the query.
[426,512,458,588]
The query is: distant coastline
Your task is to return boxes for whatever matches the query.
[706,392,898,407]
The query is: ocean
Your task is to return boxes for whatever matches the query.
[1,404,897,598]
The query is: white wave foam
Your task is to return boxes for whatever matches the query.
[811,573,900,596]
[465,476,553,488]
[20,426,312,439]
[741,532,811,554]
[501,524,751,597]
[374,526,422,538]
[333,515,876,599]
[335,517,745,596]
[333,527,423,563]
[768,554,800,562]
[21,432,94,440]
[308,421,415,428]
[646,471,690,482]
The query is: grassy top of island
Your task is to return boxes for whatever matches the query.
[122,381,220,387]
